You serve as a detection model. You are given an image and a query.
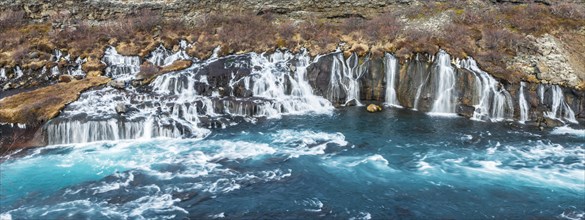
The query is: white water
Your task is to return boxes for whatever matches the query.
[384,53,401,107]
[544,85,577,124]
[551,126,585,137]
[102,47,141,80]
[147,40,191,67]
[0,68,6,81]
[519,82,530,123]
[13,67,23,80]
[244,50,333,117]
[45,49,333,144]
[460,57,514,121]
[328,53,368,105]
[429,50,456,115]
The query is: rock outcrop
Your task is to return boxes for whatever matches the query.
[0,76,110,124]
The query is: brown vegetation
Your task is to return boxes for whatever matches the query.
[0,77,110,124]
[0,1,584,86]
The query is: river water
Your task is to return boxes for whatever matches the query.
[1,107,583,219]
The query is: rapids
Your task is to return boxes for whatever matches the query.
[1,108,584,219]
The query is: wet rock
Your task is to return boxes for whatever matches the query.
[456,104,475,118]
[108,80,126,89]
[541,117,563,128]
[115,103,127,114]
[3,82,12,91]
[366,104,382,112]
[58,74,74,83]
[346,99,358,106]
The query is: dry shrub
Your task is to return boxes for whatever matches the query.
[341,17,365,34]
[12,47,29,64]
[128,9,161,33]
[0,10,25,30]
[551,3,585,20]
[137,62,159,80]
[364,13,401,42]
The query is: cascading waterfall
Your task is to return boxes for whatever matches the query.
[412,54,431,111]
[245,50,333,117]
[102,47,141,80]
[0,68,6,82]
[544,85,577,124]
[46,49,333,145]
[460,57,514,121]
[14,66,23,80]
[384,53,401,107]
[328,53,368,105]
[518,82,530,123]
[147,40,191,67]
[429,50,457,115]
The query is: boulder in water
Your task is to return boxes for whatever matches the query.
[115,103,127,114]
[456,104,475,118]
[58,74,74,83]
[346,99,358,106]
[366,104,382,113]
[108,80,126,89]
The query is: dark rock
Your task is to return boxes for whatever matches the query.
[456,104,475,118]
[115,103,127,114]
[108,80,126,89]
[58,74,74,83]
[541,117,563,128]
[346,99,358,106]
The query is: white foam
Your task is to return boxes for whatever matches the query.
[0,213,12,220]
[551,126,585,137]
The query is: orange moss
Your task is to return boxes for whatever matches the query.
[0,77,111,124]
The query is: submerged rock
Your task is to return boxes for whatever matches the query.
[366,104,382,113]
[456,104,475,118]
[108,80,126,89]
[115,103,127,114]
[346,99,358,106]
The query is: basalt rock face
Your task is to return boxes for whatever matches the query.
[306,50,583,123]
[1,48,584,153]
[2,0,415,22]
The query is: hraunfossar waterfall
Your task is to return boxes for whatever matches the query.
[1,1,585,219]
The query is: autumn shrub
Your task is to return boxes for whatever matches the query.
[0,10,25,30]
[341,17,365,34]
[364,13,401,42]
[551,2,585,20]
[129,9,161,33]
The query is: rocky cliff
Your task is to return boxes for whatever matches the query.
[1,0,585,153]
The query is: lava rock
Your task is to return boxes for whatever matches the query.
[58,74,74,83]
[346,99,358,106]
[541,117,563,128]
[115,103,127,114]
[108,80,126,89]
[366,104,382,112]
[456,104,475,118]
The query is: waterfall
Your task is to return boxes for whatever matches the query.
[429,50,457,115]
[68,57,86,76]
[384,53,401,107]
[0,68,6,82]
[460,57,514,121]
[328,53,368,105]
[147,40,191,67]
[242,50,333,117]
[102,47,141,80]
[544,85,577,124]
[14,66,23,80]
[45,49,333,145]
[412,55,430,111]
[518,82,530,123]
